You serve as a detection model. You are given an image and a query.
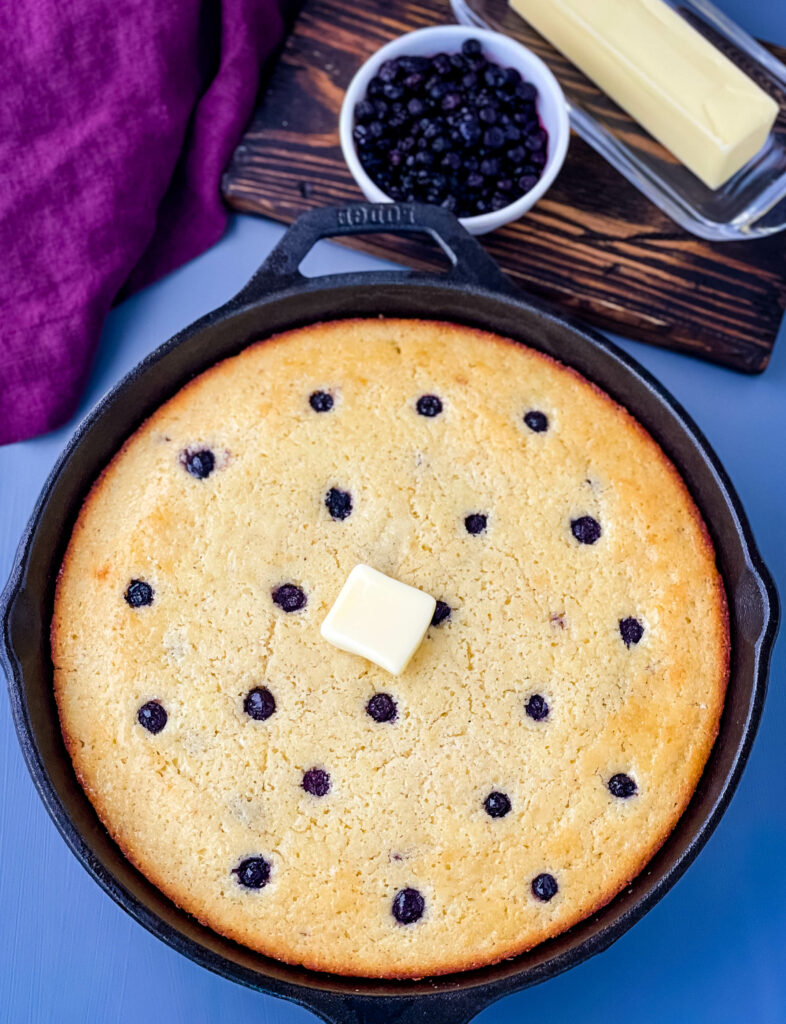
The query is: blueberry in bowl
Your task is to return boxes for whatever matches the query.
[340,26,569,235]
[354,39,545,217]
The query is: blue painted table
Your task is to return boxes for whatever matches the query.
[2,3,784,1020]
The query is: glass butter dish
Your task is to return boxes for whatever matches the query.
[452,0,786,240]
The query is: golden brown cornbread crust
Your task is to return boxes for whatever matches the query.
[52,318,729,978]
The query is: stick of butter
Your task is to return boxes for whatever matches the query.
[509,0,778,189]
[321,565,436,676]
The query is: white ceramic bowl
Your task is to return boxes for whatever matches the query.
[339,25,570,235]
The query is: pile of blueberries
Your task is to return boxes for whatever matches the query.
[353,38,548,217]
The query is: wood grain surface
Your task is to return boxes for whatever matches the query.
[222,0,786,372]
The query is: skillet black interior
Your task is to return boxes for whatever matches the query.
[0,203,778,1024]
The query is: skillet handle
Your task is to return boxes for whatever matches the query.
[232,202,514,302]
[300,991,489,1024]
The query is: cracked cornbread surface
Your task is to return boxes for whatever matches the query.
[52,318,728,977]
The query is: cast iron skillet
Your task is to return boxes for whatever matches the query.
[0,203,779,1024]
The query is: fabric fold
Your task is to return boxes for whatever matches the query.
[0,0,283,445]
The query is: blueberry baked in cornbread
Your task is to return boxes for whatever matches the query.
[52,318,728,978]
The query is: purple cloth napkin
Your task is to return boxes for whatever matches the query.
[0,0,283,446]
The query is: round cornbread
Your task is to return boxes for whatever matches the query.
[52,318,728,978]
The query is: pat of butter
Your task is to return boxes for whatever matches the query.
[320,565,436,675]
[509,0,779,190]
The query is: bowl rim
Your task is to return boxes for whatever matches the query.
[338,25,570,232]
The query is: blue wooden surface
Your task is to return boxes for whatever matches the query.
[2,4,785,1019]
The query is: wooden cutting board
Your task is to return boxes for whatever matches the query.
[222,0,786,372]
